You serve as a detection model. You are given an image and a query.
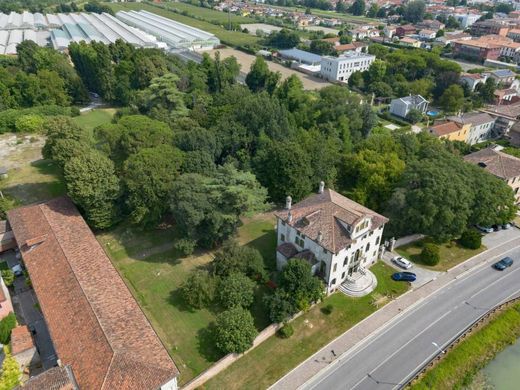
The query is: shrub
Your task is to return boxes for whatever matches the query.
[321,304,334,315]
[459,229,482,250]
[1,270,14,287]
[218,272,255,309]
[181,270,217,309]
[0,313,17,344]
[174,238,196,256]
[15,114,45,133]
[212,241,267,281]
[277,323,294,339]
[265,288,298,323]
[214,306,258,354]
[420,243,440,266]
[0,346,20,389]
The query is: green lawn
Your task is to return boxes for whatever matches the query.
[412,303,520,390]
[203,262,409,390]
[107,2,260,47]
[396,238,486,271]
[0,159,65,205]
[97,213,277,385]
[72,108,115,135]
[166,1,253,24]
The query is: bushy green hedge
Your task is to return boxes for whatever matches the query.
[459,230,482,250]
[420,243,440,266]
[277,323,294,339]
[0,105,75,134]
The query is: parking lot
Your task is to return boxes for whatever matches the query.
[381,251,441,289]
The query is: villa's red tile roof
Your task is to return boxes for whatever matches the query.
[7,197,178,390]
[17,365,77,390]
[11,325,34,355]
[275,189,388,254]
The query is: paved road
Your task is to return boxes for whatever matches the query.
[304,247,520,390]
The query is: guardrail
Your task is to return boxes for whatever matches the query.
[402,295,520,388]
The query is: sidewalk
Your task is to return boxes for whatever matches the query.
[270,233,520,390]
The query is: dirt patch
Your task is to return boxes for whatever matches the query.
[209,47,331,90]
[0,134,45,170]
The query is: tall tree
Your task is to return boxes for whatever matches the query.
[245,56,281,94]
[349,0,366,15]
[64,150,120,229]
[403,0,426,23]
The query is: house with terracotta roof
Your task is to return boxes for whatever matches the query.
[11,325,40,372]
[464,147,520,203]
[275,183,388,296]
[446,112,497,144]
[0,220,16,253]
[428,121,470,142]
[396,24,416,37]
[7,197,179,390]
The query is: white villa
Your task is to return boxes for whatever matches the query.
[275,183,388,296]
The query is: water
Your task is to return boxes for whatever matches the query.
[482,339,520,389]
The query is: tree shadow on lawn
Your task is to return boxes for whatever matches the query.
[197,323,224,362]
[244,231,277,272]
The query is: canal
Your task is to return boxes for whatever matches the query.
[482,338,520,389]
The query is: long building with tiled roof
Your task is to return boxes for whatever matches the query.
[8,197,179,390]
[275,183,388,294]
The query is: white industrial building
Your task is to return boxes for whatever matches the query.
[116,10,220,51]
[320,52,375,83]
[0,9,217,55]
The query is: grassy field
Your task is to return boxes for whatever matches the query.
[166,1,252,24]
[203,262,409,390]
[396,238,486,271]
[73,108,115,135]
[0,159,65,205]
[97,213,277,385]
[107,2,260,47]
[412,303,520,390]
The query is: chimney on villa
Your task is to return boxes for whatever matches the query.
[285,196,292,210]
[317,231,323,243]
[318,181,325,194]
[287,211,293,223]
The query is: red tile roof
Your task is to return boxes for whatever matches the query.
[11,325,34,355]
[7,197,178,390]
[17,365,77,390]
[464,147,520,180]
[274,189,388,254]
[429,121,463,137]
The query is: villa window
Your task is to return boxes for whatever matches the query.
[376,237,380,245]
[341,272,345,279]
[281,234,285,242]
[295,237,304,247]
[366,243,370,252]
[333,263,337,272]
[343,257,348,266]
[331,278,337,285]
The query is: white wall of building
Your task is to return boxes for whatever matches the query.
[320,52,375,83]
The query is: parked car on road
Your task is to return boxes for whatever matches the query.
[392,256,413,269]
[476,225,493,233]
[492,224,502,231]
[502,223,512,229]
[11,264,23,277]
[493,257,514,271]
[392,272,417,282]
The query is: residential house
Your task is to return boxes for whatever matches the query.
[0,273,13,320]
[396,24,416,37]
[275,183,388,295]
[454,12,482,28]
[0,221,15,253]
[399,37,421,47]
[470,19,510,36]
[460,72,488,91]
[494,88,518,104]
[446,112,497,144]
[464,147,520,203]
[452,38,503,62]
[507,28,520,42]
[500,40,520,60]
[436,31,471,45]
[320,52,375,83]
[479,100,520,135]
[390,95,429,118]
[487,69,516,87]
[417,19,445,30]
[418,29,437,40]
[7,197,179,390]
[18,365,78,390]
[11,325,40,372]
[428,121,469,142]
[383,25,396,38]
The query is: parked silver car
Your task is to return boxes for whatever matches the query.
[392,256,413,269]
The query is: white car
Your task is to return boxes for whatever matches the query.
[392,256,413,269]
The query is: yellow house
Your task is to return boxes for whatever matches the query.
[428,121,470,142]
